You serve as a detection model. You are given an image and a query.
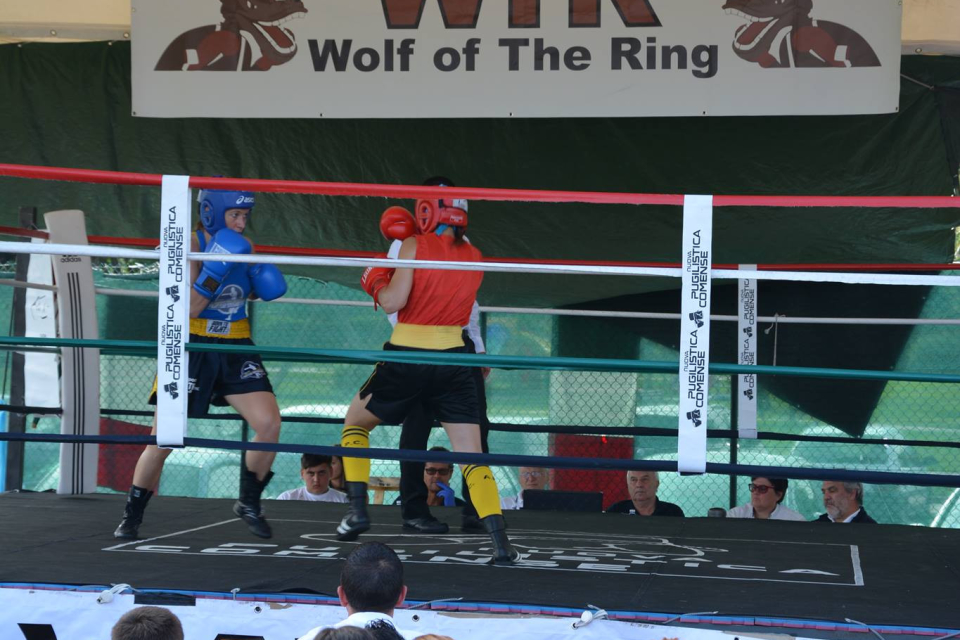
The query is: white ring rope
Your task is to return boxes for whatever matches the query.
[3,240,960,287]
[1,279,958,327]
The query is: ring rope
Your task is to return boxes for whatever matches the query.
[3,224,959,274]
[2,163,958,208]
[1,431,958,489]
[3,403,955,450]
[4,239,960,288]
[3,279,959,326]
[2,335,959,384]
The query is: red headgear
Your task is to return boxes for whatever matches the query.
[414,197,468,235]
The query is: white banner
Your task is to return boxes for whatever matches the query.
[24,239,59,409]
[131,0,902,119]
[677,195,712,474]
[46,211,101,495]
[157,176,191,448]
[737,266,758,439]
[0,588,822,640]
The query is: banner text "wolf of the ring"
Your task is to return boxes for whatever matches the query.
[132,0,902,119]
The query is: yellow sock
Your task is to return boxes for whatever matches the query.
[341,426,371,484]
[463,465,502,519]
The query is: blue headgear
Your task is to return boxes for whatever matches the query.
[198,189,255,234]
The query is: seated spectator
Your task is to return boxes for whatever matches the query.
[501,466,550,510]
[394,447,465,509]
[330,446,346,492]
[816,480,877,523]
[727,477,805,520]
[607,470,684,517]
[111,606,183,640]
[278,454,348,503]
[298,542,419,640]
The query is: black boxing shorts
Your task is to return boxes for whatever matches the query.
[149,334,273,418]
[359,343,481,426]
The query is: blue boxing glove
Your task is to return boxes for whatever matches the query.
[249,263,287,301]
[436,481,456,507]
[193,228,252,300]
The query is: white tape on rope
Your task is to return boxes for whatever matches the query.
[24,239,59,410]
[678,196,713,474]
[156,176,190,448]
[738,266,758,439]
[716,268,960,287]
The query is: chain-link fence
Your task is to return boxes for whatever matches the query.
[4,265,960,526]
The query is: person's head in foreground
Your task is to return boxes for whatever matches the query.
[111,606,184,640]
[339,542,408,616]
[312,627,376,640]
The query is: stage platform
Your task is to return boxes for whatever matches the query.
[1,492,958,633]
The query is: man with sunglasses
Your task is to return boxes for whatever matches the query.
[394,446,466,509]
[727,477,805,520]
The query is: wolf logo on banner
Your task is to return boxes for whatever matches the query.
[155,0,308,71]
[723,0,880,69]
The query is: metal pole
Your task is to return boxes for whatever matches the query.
[4,207,37,492]
[729,374,739,509]
[239,299,253,494]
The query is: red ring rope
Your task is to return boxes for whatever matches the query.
[1,163,957,208]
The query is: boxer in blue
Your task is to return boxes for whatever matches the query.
[114,189,288,540]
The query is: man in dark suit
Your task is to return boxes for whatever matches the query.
[606,470,684,517]
[816,481,877,523]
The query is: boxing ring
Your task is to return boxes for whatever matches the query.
[1,163,960,639]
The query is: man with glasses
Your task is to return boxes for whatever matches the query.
[394,446,466,510]
[501,467,550,510]
[727,477,805,520]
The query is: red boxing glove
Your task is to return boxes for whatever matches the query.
[380,206,416,241]
[361,266,394,309]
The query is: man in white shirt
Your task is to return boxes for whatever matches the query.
[501,466,550,510]
[298,542,419,640]
[727,476,805,520]
[277,454,348,503]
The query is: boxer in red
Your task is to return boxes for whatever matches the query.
[336,178,518,565]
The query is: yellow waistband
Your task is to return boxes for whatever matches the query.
[189,317,251,339]
[390,323,464,350]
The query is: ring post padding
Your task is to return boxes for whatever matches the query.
[678,195,713,474]
[738,265,758,439]
[46,210,101,494]
[156,176,191,448]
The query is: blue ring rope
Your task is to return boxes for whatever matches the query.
[2,431,959,488]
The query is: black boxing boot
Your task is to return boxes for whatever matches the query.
[337,481,371,541]
[114,485,153,539]
[482,514,520,565]
[234,465,274,539]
